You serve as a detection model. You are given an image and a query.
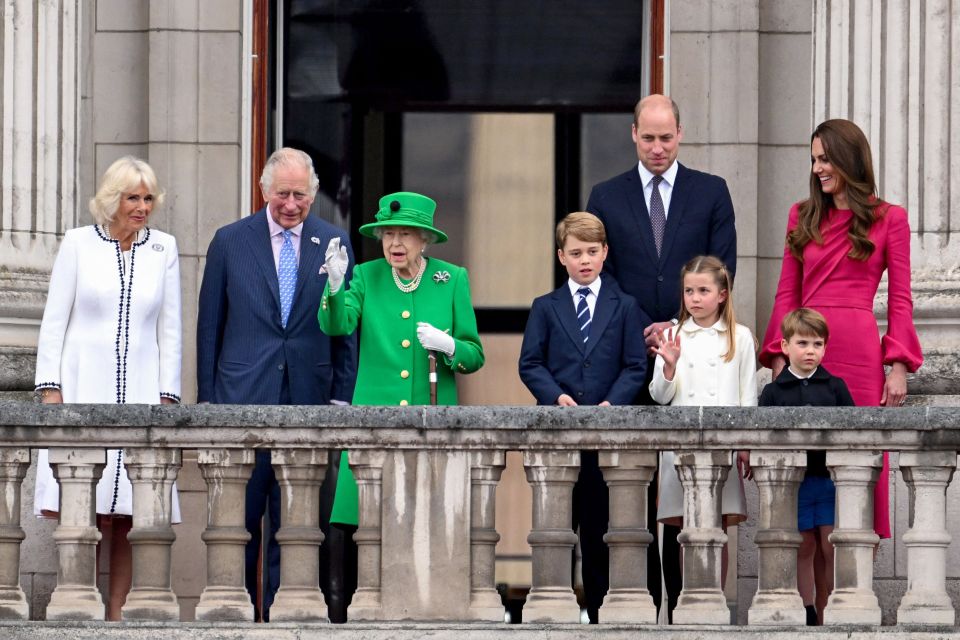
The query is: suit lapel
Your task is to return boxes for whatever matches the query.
[243,210,281,311]
[291,216,327,312]
[584,279,618,358]
[659,163,691,265]
[623,169,661,266]
[549,287,586,355]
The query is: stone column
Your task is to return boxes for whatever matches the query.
[672,450,732,625]
[348,449,387,621]
[269,449,327,622]
[45,448,105,620]
[897,451,956,625]
[195,448,255,621]
[0,448,30,619]
[121,448,182,620]
[747,450,806,625]
[521,450,580,623]
[467,450,506,621]
[596,450,657,624]
[823,451,882,625]
[0,0,82,397]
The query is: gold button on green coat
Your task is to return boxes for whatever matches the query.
[318,256,484,525]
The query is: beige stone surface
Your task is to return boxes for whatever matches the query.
[672,0,760,32]
[199,0,243,31]
[147,31,200,142]
[758,33,813,145]
[92,32,149,143]
[96,0,149,32]
[198,33,242,144]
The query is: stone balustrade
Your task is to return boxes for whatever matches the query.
[0,403,957,633]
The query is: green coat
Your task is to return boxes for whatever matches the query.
[318,257,484,522]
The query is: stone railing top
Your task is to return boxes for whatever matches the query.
[0,402,955,451]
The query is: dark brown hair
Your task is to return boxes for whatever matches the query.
[788,119,880,262]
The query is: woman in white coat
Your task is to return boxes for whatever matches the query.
[34,156,182,620]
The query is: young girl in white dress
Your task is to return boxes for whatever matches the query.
[649,255,757,585]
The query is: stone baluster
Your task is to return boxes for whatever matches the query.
[121,448,182,620]
[823,451,882,625]
[522,450,580,623]
[897,451,956,625]
[467,450,506,621]
[195,448,256,621]
[45,448,106,620]
[0,448,30,619]
[597,450,657,624]
[348,449,387,621]
[672,450,732,625]
[747,450,806,625]
[269,448,327,622]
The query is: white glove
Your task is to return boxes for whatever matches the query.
[417,322,455,357]
[323,237,348,293]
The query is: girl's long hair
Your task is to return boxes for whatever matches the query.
[676,255,738,362]
[788,119,880,262]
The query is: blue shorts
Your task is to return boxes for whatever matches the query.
[798,475,835,531]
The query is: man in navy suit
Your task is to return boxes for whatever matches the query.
[586,94,737,619]
[519,212,648,623]
[197,147,357,621]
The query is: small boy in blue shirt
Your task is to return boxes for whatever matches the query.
[519,211,649,622]
[759,307,854,626]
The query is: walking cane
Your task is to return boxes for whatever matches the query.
[428,351,438,405]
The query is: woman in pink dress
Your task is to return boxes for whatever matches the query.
[760,118,923,540]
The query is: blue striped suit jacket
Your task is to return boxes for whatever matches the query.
[197,209,357,404]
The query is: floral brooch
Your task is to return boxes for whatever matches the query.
[433,270,451,284]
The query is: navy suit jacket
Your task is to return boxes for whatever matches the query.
[519,276,649,405]
[196,209,358,404]
[586,162,737,322]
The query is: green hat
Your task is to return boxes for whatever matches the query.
[358,192,448,244]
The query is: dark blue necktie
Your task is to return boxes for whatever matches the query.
[577,287,591,343]
[649,174,666,256]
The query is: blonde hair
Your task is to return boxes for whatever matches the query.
[88,156,164,225]
[781,307,830,342]
[556,212,606,249]
[677,255,739,362]
[259,147,320,197]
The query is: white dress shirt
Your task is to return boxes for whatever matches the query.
[637,160,679,219]
[265,205,303,270]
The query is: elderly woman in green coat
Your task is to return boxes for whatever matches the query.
[318,192,484,523]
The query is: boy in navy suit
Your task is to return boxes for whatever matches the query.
[519,212,649,623]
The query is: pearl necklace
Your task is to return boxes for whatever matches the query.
[392,258,427,293]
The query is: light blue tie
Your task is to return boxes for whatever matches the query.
[577,287,591,343]
[278,230,297,328]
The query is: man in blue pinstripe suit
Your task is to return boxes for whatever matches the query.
[197,147,358,621]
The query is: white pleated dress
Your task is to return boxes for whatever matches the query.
[649,318,758,525]
[33,225,182,521]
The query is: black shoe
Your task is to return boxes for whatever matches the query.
[805,604,818,626]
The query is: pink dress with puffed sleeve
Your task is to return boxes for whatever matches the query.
[760,202,922,538]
